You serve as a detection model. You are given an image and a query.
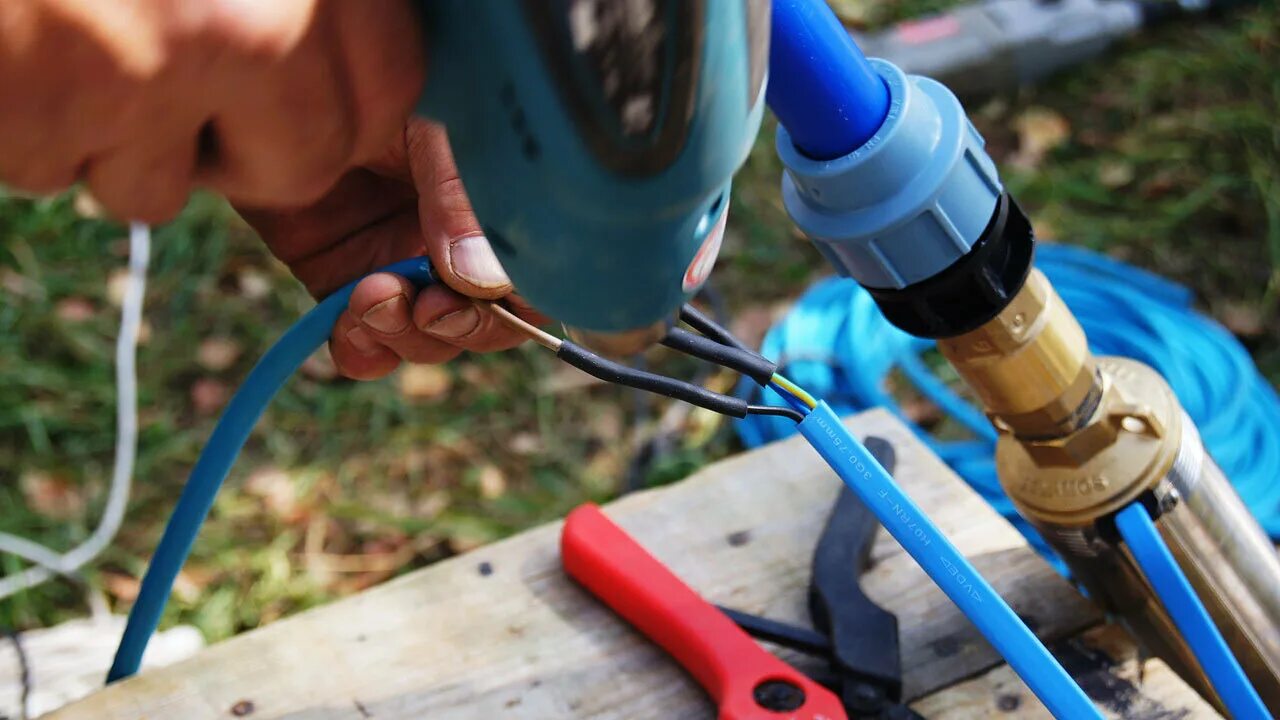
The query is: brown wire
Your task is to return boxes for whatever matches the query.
[486,302,562,351]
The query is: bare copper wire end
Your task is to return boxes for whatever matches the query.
[487,302,562,351]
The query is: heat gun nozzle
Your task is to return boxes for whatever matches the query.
[565,319,673,357]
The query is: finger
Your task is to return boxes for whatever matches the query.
[84,134,196,223]
[411,285,527,353]
[349,272,460,364]
[330,310,401,381]
[405,120,512,299]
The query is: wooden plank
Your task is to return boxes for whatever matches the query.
[0,617,202,718]
[49,409,1162,719]
[912,625,1220,719]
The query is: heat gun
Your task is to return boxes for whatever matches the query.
[415,0,770,355]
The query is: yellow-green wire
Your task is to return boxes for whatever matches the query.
[771,373,817,409]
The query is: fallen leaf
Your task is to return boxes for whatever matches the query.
[590,405,624,444]
[0,269,38,300]
[55,297,96,322]
[1010,107,1070,170]
[244,467,301,522]
[20,471,86,520]
[191,378,230,415]
[1097,160,1135,189]
[458,362,491,386]
[398,364,452,400]
[826,0,873,26]
[414,490,451,519]
[729,303,785,352]
[540,363,605,394]
[476,464,507,500]
[585,448,622,481]
[197,338,242,372]
[173,567,216,603]
[301,345,338,381]
[237,268,273,301]
[101,571,140,602]
[106,269,133,307]
[1141,171,1180,200]
[1221,303,1265,338]
[73,189,105,219]
[510,432,542,456]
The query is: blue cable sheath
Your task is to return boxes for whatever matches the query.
[107,258,434,683]
[798,402,1101,719]
[736,244,1280,563]
[767,0,891,159]
[1114,503,1269,719]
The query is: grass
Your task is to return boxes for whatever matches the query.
[1,1,1276,643]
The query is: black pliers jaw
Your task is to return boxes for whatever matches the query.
[722,436,925,720]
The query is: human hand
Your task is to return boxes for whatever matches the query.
[0,0,423,221]
[240,120,548,380]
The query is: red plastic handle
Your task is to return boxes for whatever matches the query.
[561,504,846,720]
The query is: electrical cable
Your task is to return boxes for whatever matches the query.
[108,256,434,683]
[1114,502,1269,719]
[109,258,782,681]
[660,327,777,386]
[103,259,1100,716]
[0,222,150,600]
[679,304,753,354]
[798,400,1101,719]
[735,244,1280,560]
[746,404,806,423]
[556,341,750,418]
[770,373,818,409]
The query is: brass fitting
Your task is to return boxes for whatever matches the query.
[937,270,1099,440]
[998,357,1181,528]
[930,260,1280,713]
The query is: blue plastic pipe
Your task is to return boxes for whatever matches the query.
[1115,503,1269,719]
[108,258,435,683]
[767,0,891,159]
[798,402,1102,719]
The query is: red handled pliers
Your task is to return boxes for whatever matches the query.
[562,438,919,720]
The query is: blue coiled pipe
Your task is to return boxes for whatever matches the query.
[736,244,1280,562]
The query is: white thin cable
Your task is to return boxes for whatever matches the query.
[0,222,148,599]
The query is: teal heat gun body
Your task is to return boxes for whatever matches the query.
[416,0,769,353]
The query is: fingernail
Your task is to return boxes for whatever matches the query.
[449,235,509,288]
[362,295,410,335]
[346,326,380,355]
[422,306,481,339]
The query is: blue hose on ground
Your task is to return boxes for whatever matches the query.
[1114,503,1269,718]
[736,244,1280,561]
[799,402,1102,719]
[107,258,435,683]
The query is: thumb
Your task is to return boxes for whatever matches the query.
[406,119,511,300]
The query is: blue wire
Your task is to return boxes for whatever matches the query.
[1114,503,1269,719]
[798,402,1101,719]
[107,258,434,683]
[736,244,1280,564]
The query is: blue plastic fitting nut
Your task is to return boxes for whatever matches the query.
[778,59,1003,290]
